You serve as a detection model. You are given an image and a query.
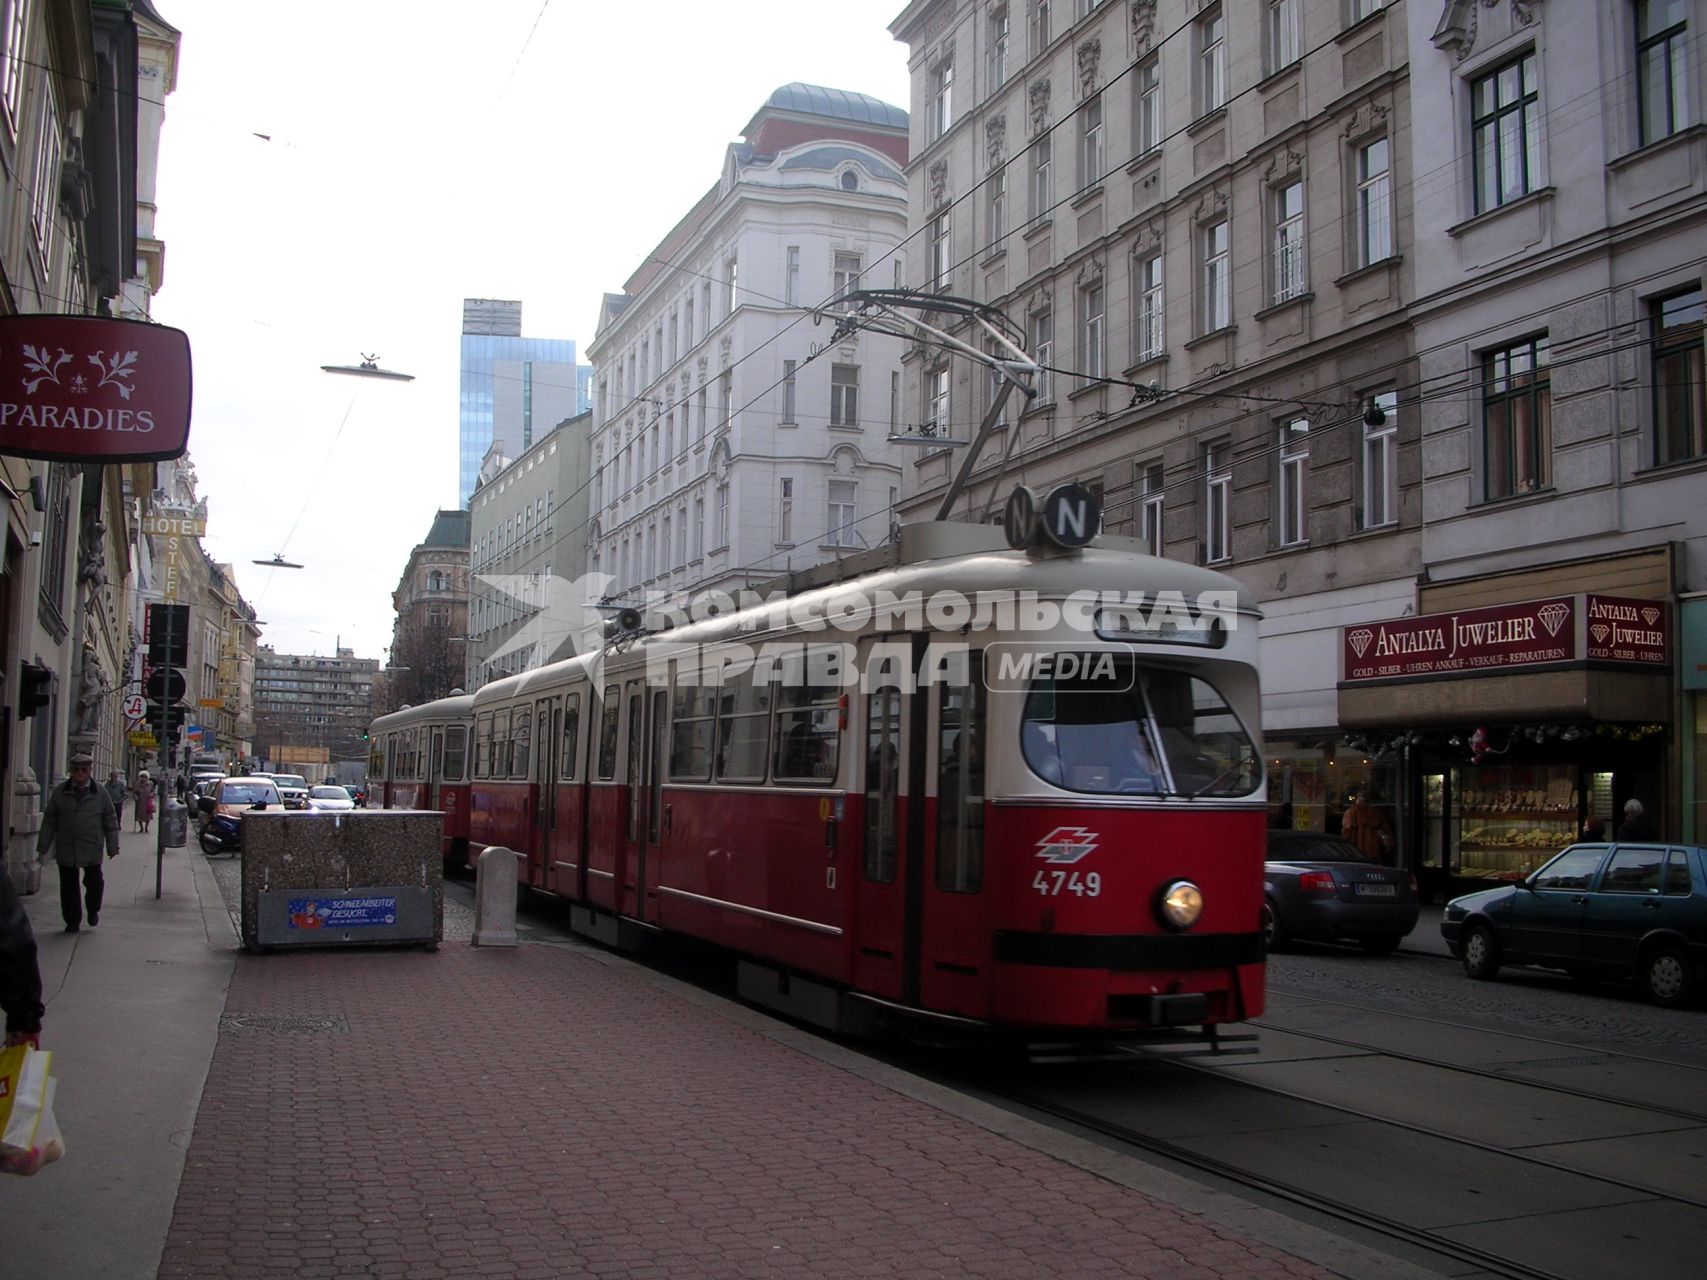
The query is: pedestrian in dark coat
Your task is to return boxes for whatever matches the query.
[0,871,43,1046]
[1616,798,1658,841]
[104,768,128,828]
[37,751,120,932]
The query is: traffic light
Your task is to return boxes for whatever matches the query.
[17,662,52,719]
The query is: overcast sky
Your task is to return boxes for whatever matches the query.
[150,0,912,663]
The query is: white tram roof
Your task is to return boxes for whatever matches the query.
[469,524,1259,711]
[370,693,476,735]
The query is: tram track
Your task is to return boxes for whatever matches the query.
[1247,1001,1707,1128]
[964,1074,1573,1280]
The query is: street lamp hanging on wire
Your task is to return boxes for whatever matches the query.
[319,353,415,381]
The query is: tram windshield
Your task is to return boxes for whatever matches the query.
[1021,657,1258,798]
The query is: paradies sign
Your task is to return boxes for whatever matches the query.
[0,315,192,463]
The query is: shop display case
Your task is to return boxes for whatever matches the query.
[1450,763,1579,880]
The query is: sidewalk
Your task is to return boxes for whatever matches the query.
[7,828,1436,1280]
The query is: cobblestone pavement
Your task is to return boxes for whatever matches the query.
[160,873,1357,1280]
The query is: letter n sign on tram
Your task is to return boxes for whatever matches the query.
[1040,482,1100,549]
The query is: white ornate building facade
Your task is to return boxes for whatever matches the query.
[586,84,914,608]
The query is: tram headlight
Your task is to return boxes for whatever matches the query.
[1157,880,1204,931]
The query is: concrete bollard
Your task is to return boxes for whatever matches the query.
[473,846,522,947]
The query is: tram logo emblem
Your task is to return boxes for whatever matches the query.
[1036,827,1099,864]
[1346,628,1374,659]
[1536,602,1570,637]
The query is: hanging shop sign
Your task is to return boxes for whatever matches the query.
[0,315,192,463]
[1343,593,1670,683]
[1583,595,1668,665]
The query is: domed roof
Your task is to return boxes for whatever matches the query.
[764,83,907,130]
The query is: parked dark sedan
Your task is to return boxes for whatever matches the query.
[1441,842,1707,1007]
[1263,830,1420,953]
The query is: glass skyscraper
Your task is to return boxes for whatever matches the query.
[459,299,587,506]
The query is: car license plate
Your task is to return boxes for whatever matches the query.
[1354,883,1397,897]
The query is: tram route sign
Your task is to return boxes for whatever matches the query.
[1002,485,1037,549]
[1040,482,1100,550]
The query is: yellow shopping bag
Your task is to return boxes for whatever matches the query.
[1,1044,63,1175]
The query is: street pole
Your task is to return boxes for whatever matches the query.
[156,599,171,900]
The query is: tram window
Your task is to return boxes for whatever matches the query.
[936,652,985,893]
[670,683,714,782]
[474,715,493,779]
[715,677,771,782]
[442,726,467,784]
[626,690,644,840]
[774,647,840,783]
[369,736,385,778]
[864,688,900,883]
[492,708,512,778]
[561,693,581,781]
[511,708,532,780]
[1147,673,1258,798]
[1020,658,1257,798]
[596,686,620,779]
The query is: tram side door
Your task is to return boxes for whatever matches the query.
[853,636,921,1003]
[919,648,988,1016]
[619,679,648,920]
[642,688,667,925]
[427,729,443,810]
[533,697,559,890]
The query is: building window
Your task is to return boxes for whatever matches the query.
[929,211,951,290]
[1203,441,1231,563]
[785,246,800,307]
[1031,309,1054,404]
[1638,0,1689,145]
[1272,179,1305,303]
[1483,336,1551,499]
[779,478,793,544]
[1362,390,1397,528]
[782,359,797,424]
[2,0,30,133]
[1134,57,1160,155]
[925,364,951,435]
[1139,461,1165,556]
[31,77,60,265]
[1355,137,1392,266]
[1268,0,1300,73]
[1200,220,1231,333]
[990,6,1010,90]
[1349,0,1385,20]
[715,480,729,548]
[725,256,739,317]
[719,370,733,432]
[930,57,954,141]
[693,495,705,558]
[1277,418,1309,547]
[1030,0,1052,54]
[1078,93,1103,189]
[890,370,901,432]
[1652,287,1705,465]
[1472,53,1540,214]
[1199,7,1227,115]
[696,384,708,440]
[684,295,695,347]
[1031,131,1052,222]
[827,480,858,547]
[830,364,860,427]
[988,165,1008,245]
[1080,282,1104,382]
[833,251,862,309]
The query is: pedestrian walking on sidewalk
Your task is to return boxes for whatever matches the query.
[133,770,156,834]
[104,768,128,829]
[37,751,120,933]
[1617,798,1658,841]
[1,872,44,1047]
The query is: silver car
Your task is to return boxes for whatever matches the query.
[1263,829,1420,954]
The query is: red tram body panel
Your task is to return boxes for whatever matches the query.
[369,530,1269,1043]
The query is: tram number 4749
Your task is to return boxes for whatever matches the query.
[1032,870,1103,897]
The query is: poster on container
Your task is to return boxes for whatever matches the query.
[0,315,192,462]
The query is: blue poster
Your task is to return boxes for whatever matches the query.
[286,897,398,930]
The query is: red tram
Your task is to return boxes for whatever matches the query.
[369,528,1268,1041]
[367,693,474,872]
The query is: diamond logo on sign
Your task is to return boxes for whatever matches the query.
[1537,602,1570,637]
[1347,628,1374,659]
[1591,624,1610,645]
[1643,607,1660,626]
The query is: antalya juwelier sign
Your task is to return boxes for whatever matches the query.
[0,315,192,463]
[1343,594,1668,683]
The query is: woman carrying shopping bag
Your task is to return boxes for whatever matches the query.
[133,770,156,834]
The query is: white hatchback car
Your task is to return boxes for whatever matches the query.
[305,785,355,812]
